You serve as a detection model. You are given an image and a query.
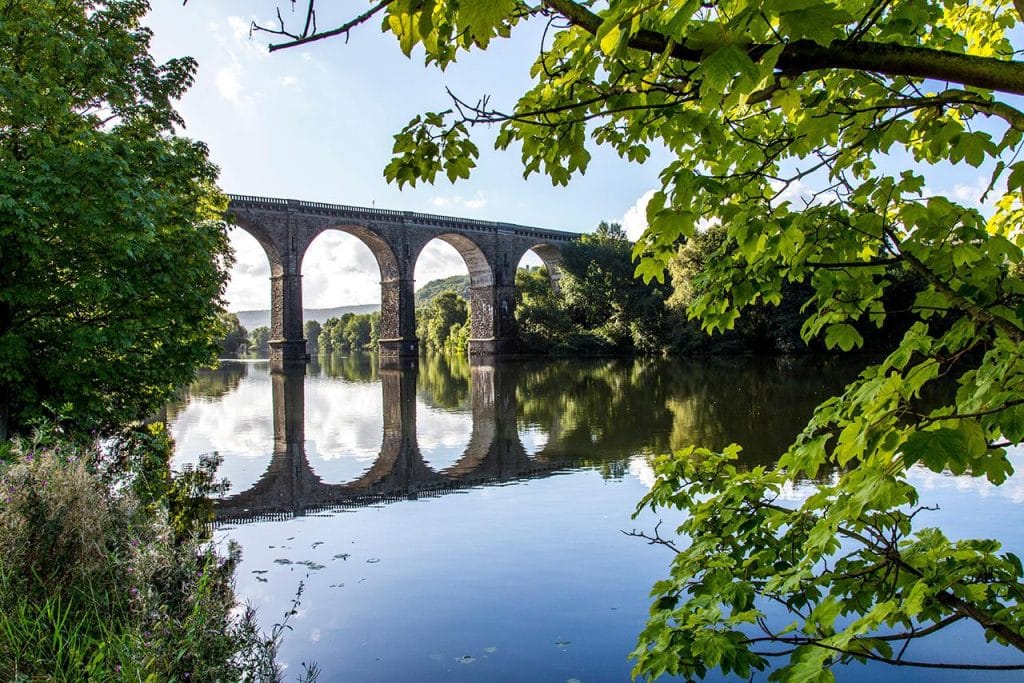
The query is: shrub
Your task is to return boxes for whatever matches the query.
[0,427,298,681]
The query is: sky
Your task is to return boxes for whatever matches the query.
[144,2,667,311]
[143,2,1003,313]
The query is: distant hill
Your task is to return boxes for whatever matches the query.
[235,275,471,330]
[234,304,379,332]
[415,275,470,308]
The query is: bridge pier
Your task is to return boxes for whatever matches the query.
[269,270,307,363]
[378,277,419,360]
[468,281,519,358]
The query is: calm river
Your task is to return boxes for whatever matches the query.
[166,354,1024,681]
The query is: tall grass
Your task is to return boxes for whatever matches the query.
[0,425,308,681]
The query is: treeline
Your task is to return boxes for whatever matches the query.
[219,219,919,360]
[312,312,381,354]
[513,220,917,357]
[214,313,275,358]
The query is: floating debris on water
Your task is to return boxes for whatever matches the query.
[255,576,268,583]
[297,561,325,571]
[312,541,324,548]
[554,640,571,647]
[457,656,475,664]
[366,557,381,564]
[333,553,350,561]
[251,570,268,575]
[273,558,292,565]
[483,647,498,654]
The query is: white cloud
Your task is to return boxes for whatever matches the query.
[215,63,245,104]
[414,241,469,286]
[428,193,488,212]
[303,233,381,309]
[621,189,655,241]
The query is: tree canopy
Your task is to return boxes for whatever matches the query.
[254,0,1024,678]
[0,0,230,438]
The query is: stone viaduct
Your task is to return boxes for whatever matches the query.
[215,363,575,524]
[227,195,580,361]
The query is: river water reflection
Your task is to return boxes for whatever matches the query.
[167,354,1024,681]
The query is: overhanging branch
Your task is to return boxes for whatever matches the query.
[542,0,1024,96]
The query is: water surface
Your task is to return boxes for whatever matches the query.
[167,354,1024,681]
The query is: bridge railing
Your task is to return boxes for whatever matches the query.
[227,194,577,242]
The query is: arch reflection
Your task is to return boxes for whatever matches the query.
[215,360,567,524]
[211,355,862,524]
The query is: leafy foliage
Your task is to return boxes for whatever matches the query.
[416,290,469,353]
[0,0,230,438]
[517,222,676,354]
[415,274,471,308]
[318,312,381,354]
[218,312,250,359]
[249,326,272,357]
[258,0,1024,677]
[0,426,293,681]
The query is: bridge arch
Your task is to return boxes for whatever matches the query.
[301,224,402,283]
[515,242,564,291]
[229,214,286,278]
[412,233,499,355]
[226,195,579,363]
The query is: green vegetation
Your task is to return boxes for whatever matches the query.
[0,425,307,681]
[318,312,381,354]
[304,319,323,355]
[517,221,675,355]
[0,1,310,677]
[0,0,231,440]
[218,312,250,359]
[249,327,271,357]
[415,275,471,308]
[417,290,470,353]
[273,0,1024,678]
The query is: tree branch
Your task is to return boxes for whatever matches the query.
[541,0,1024,96]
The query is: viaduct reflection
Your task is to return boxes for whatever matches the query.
[210,354,862,524]
[215,361,571,524]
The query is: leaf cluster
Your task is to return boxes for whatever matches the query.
[0,0,231,437]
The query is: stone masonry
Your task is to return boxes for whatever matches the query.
[227,195,578,361]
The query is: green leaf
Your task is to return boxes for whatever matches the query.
[901,422,986,474]
[778,4,854,45]
[459,0,515,43]
[824,323,863,351]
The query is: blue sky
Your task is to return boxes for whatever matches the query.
[145,2,1001,313]
[145,2,666,311]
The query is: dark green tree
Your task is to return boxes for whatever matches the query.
[216,313,248,359]
[343,314,372,350]
[248,327,270,357]
[0,0,230,438]
[416,290,469,351]
[304,319,322,354]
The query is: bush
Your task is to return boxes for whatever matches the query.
[0,427,302,681]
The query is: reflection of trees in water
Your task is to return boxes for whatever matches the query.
[660,356,862,466]
[512,355,862,472]
[164,363,248,423]
[416,353,470,411]
[515,358,678,463]
[175,354,872,513]
[313,352,379,383]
